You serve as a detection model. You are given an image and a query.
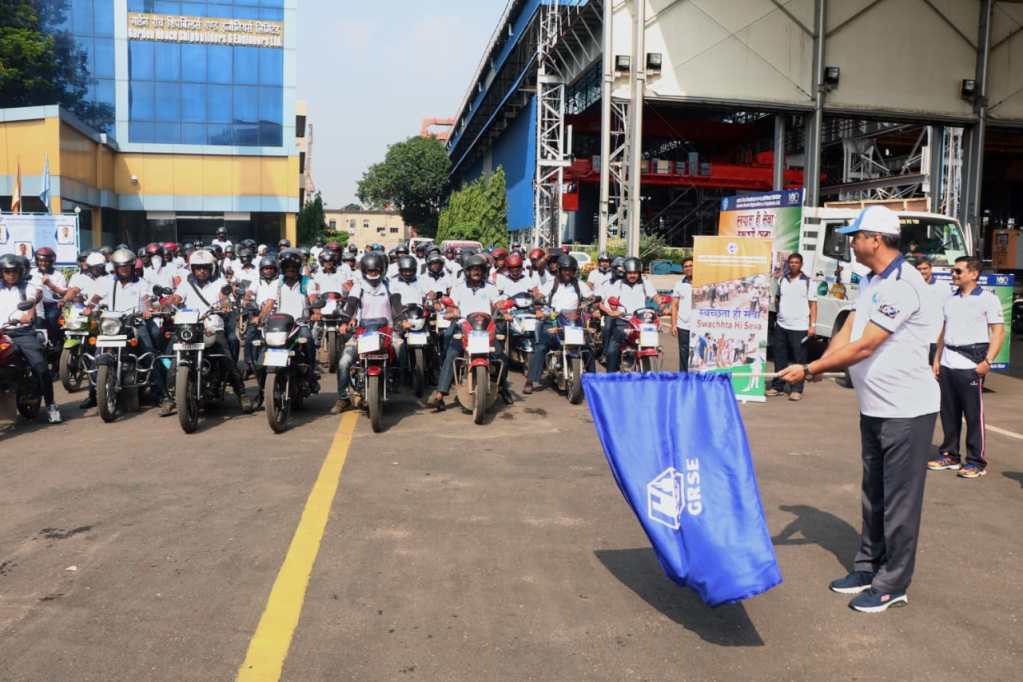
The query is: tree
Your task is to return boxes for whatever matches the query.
[297,192,326,246]
[357,136,451,236]
[341,202,362,212]
[436,167,509,247]
[0,1,112,130]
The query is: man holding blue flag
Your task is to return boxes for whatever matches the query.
[779,205,940,614]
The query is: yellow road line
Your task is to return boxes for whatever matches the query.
[237,411,359,682]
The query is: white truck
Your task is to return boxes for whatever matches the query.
[797,207,972,340]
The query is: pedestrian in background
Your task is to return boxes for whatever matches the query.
[670,258,693,371]
[778,205,940,613]
[928,256,1005,479]
[914,256,946,364]
[767,253,817,401]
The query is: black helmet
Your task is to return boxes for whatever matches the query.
[239,247,254,261]
[210,244,224,258]
[556,254,578,272]
[427,253,445,267]
[0,253,25,277]
[279,248,304,269]
[278,238,291,249]
[259,255,279,275]
[360,253,386,284]
[395,244,410,256]
[623,257,643,274]
[397,255,417,276]
[464,253,487,273]
[99,245,113,257]
[300,246,310,259]
[318,249,337,264]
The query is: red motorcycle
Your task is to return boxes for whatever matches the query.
[0,301,44,423]
[345,318,398,433]
[445,297,509,424]
[607,296,662,373]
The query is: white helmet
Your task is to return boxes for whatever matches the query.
[111,248,135,267]
[188,250,216,268]
[86,252,106,267]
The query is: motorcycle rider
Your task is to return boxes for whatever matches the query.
[310,237,325,263]
[167,250,253,413]
[426,253,511,410]
[444,246,463,279]
[527,247,547,281]
[524,255,594,394]
[332,253,403,414]
[243,256,280,382]
[81,248,169,410]
[211,226,233,252]
[587,252,613,291]
[142,242,177,292]
[390,255,428,381]
[64,252,109,304]
[600,257,662,373]
[313,249,347,296]
[422,253,453,297]
[495,252,541,298]
[29,247,68,352]
[233,246,258,286]
[489,247,509,284]
[0,254,61,423]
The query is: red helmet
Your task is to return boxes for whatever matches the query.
[134,257,145,273]
[505,253,523,269]
[491,247,508,261]
[325,240,341,254]
[528,247,545,262]
[162,241,178,254]
[35,246,56,260]
[145,242,163,257]
[560,245,570,255]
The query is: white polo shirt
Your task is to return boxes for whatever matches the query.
[67,272,96,299]
[390,277,426,306]
[541,278,591,312]
[496,272,538,298]
[939,286,1004,370]
[0,281,40,326]
[587,269,612,291]
[672,277,693,331]
[848,256,940,418]
[253,279,279,307]
[444,259,463,278]
[422,270,453,296]
[606,278,658,314]
[777,273,816,331]
[450,280,501,317]
[174,276,228,315]
[920,276,951,342]
[91,276,148,315]
[143,264,176,292]
[274,278,309,319]
[29,268,67,306]
[348,281,394,324]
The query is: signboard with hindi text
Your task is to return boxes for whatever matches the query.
[128,13,283,48]
[691,236,773,402]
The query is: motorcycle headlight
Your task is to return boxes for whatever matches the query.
[67,318,86,331]
[179,326,195,342]
[409,318,425,331]
[100,318,122,335]
[264,331,289,347]
[204,315,224,336]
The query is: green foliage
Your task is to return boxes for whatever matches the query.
[436,167,509,247]
[297,192,326,246]
[357,136,451,237]
[0,1,113,131]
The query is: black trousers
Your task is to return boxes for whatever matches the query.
[676,328,690,372]
[8,329,55,405]
[770,327,807,392]
[854,412,936,593]
[938,366,987,469]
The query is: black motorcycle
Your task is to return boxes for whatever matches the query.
[0,301,43,422]
[87,309,159,422]
[259,300,325,433]
[402,302,435,397]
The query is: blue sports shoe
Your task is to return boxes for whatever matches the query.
[849,587,908,613]
[829,571,874,595]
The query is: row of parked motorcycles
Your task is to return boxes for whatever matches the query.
[2,284,665,434]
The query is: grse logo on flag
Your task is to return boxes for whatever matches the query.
[647,459,703,530]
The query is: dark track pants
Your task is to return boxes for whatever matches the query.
[938,366,987,470]
[676,329,690,372]
[853,412,936,593]
[770,326,807,393]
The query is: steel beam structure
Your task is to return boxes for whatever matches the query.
[804,0,826,208]
[626,0,646,259]
[533,4,567,247]
[597,0,613,253]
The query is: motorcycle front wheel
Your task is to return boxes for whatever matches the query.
[176,366,200,433]
[366,373,383,433]
[15,384,41,420]
[96,364,119,423]
[412,349,426,398]
[59,346,84,392]
[472,364,488,425]
[266,372,290,433]
[638,355,655,373]
[327,331,340,374]
[567,357,584,405]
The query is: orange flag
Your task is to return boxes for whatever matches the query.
[10,160,22,213]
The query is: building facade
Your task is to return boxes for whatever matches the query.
[323,208,408,251]
[0,0,299,248]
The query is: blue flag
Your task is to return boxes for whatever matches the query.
[583,372,782,606]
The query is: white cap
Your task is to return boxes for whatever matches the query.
[838,205,901,236]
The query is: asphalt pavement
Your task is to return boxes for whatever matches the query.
[1,339,1022,680]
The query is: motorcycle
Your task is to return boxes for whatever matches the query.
[607,297,662,373]
[0,301,44,423]
[343,315,399,433]
[166,285,247,434]
[506,291,538,375]
[318,292,346,373]
[402,302,434,398]
[85,309,158,422]
[58,302,93,392]
[538,306,591,404]
[449,303,506,425]
[259,300,325,434]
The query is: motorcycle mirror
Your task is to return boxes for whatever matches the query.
[309,298,327,310]
[237,280,251,290]
[221,285,233,295]
[500,299,515,311]
[608,296,621,308]
[152,285,171,297]
[17,301,35,311]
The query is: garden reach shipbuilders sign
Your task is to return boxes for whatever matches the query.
[128,13,283,48]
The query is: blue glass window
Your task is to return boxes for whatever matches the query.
[208,123,234,145]
[236,124,260,146]
[259,48,282,86]
[207,84,232,123]
[95,78,116,109]
[234,86,258,124]
[261,124,282,148]
[235,47,259,85]
[155,83,181,122]
[93,0,114,37]
[180,3,206,16]
[130,122,155,144]
[131,81,155,120]
[208,45,233,84]
[181,83,206,122]
[154,1,181,13]
[181,123,207,145]
[127,0,148,11]
[76,37,94,74]
[181,44,207,82]
[259,8,283,20]
[94,38,115,78]
[72,0,93,35]
[130,41,154,80]
[154,123,181,144]
[154,42,181,81]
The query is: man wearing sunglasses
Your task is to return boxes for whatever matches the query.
[928,256,1005,479]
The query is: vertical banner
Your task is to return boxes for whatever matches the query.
[691,236,773,401]
[0,214,80,266]
[933,271,1015,371]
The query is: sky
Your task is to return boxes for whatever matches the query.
[296,0,510,208]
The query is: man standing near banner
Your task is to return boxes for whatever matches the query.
[670,258,694,371]
[767,253,816,401]
[778,205,939,614]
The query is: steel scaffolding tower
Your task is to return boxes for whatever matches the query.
[532,4,568,248]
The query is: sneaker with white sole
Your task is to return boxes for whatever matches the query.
[849,587,908,613]
[829,570,875,595]
[47,404,62,424]
[957,465,988,479]
[927,454,961,471]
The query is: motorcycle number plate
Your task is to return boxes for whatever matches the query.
[467,330,490,354]
[407,332,429,346]
[563,326,585,346]
[174,309,200,324]
[358,333,381,354]
[322,299,338,315]
[640,324,659,347]
[97,337,126,348]
[436,317,451,329]
[522,317,537,332]
[173,343,204,351]
[264,348,290,367]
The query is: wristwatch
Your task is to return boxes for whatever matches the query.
[802,364,815,381]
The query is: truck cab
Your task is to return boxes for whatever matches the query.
[799,208,971,339]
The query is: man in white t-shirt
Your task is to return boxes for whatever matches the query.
[928,256,1005,479]
[28,247,68,350]
[599,257,660,373]
[914,256,948,364]
[670,258,694,371]
[768,253,817,400]
[524,255,593,393]
[778,205,940,614]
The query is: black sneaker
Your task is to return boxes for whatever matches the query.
[829,571,874,595]
[79,396,97,410]
[159,401,176,417]
[849,587,908,613]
